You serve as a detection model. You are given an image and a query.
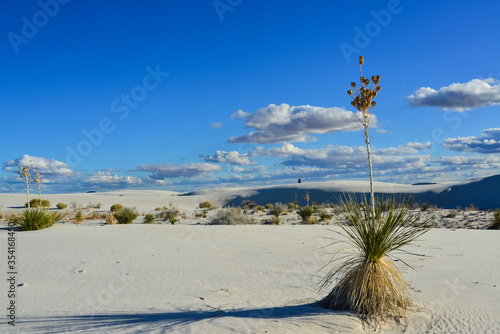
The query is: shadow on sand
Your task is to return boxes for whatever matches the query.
[21,303,355,333]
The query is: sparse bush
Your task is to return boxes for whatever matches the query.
[113,207,138,224]
[266,203,274,209]
[26,199,50,208]
[154,207,163,211]
[209,207,256,225]
[144,214,155,224]
[272,203,285,217]
[297,206,314,223]
[110,203,124,212]
[75,208,83,223]
[164,208,179,224]
[199,201,213,209]
[56,203,68,209]
[288,202,298,210]
[319,210,332,221]
[11,208,64,231]
[194,212,203,218]
[489,209,500,229]
[271,216,281,225]
[467,203,477,211]
[240,200,258,211]
[421,203,430,211]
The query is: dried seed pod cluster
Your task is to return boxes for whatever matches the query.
[348,56,381,115]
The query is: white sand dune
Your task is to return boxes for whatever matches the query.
[1,178,499,333]
[1,224,498,333]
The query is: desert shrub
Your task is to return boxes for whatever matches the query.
[26,199,50,208]
[319,195,428,324]
[297,206,314,223]
[240,200,258,211]
[144,214,155,224]
[164,208,179,224]
[288,202,298,210]
[199,201,213,209]
[489,209,500,229]
[110,203,124,212]
[113,207,138,224]
[421,203,429,211]
[11,208,64,231]
[56,203,68,209]
[271,216,281,225]
[266,203,274,209]
[154,207,163,211]
[194,212,203,218]
[74,208,83,223]
[272,203,285,217]
[319,210,332,221]
[209,207,256,225]
[467,203,477,211]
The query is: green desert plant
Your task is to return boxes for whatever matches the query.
[488,209,500,229]
[421,203,430,211]
[271,216,281,225]
[144,214,155,224]
[209,207,256,225]
[110,203,124,212]
[74,208,83,223]
[319,210,332,222]
[164,208,179,224]
[318,195,428,324]
[56,203,68,209]
[113,207,138,224]
[11,208,64,231]
[199,201,213,209]
[297,206,314,223]
[26,198,50,208]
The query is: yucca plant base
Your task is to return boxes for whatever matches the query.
[319,196,427,324]
[319,256,412,321]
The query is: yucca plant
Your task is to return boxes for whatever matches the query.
[318,195,428,324]
[113,207,138,224]
[11,207,64,231]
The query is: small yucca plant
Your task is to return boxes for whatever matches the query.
[11,208,64,231]
[318,195,428,324]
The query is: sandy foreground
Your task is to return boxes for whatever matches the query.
[0,189,499,333]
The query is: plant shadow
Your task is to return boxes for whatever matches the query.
[21,302,355,333]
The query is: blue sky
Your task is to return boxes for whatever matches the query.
[1,0,500,193]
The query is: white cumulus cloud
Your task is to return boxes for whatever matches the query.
[443,128,500,153]
[205,150,255,165]
[229,103,374,144]
[408,78,500,111]
[135,163,222,179]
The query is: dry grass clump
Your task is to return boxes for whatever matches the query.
[56,203,68,209]
[209,207,256,225]
[105,213,117,225]
[318,196,428,325]
[199,201,213,209]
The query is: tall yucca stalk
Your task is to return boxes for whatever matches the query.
[348,56,381,218]
[18,160,35,209]
[318,195,428,324]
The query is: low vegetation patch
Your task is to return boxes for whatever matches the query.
[209,207,256,225]
[297,206,314,223]
[11,208,64,231]
[110,203,124,212]
[56,203,68,209]
[113,207,138,224]
[26,199,50,208]
[144,214,155,224]
[199,201,212,209]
